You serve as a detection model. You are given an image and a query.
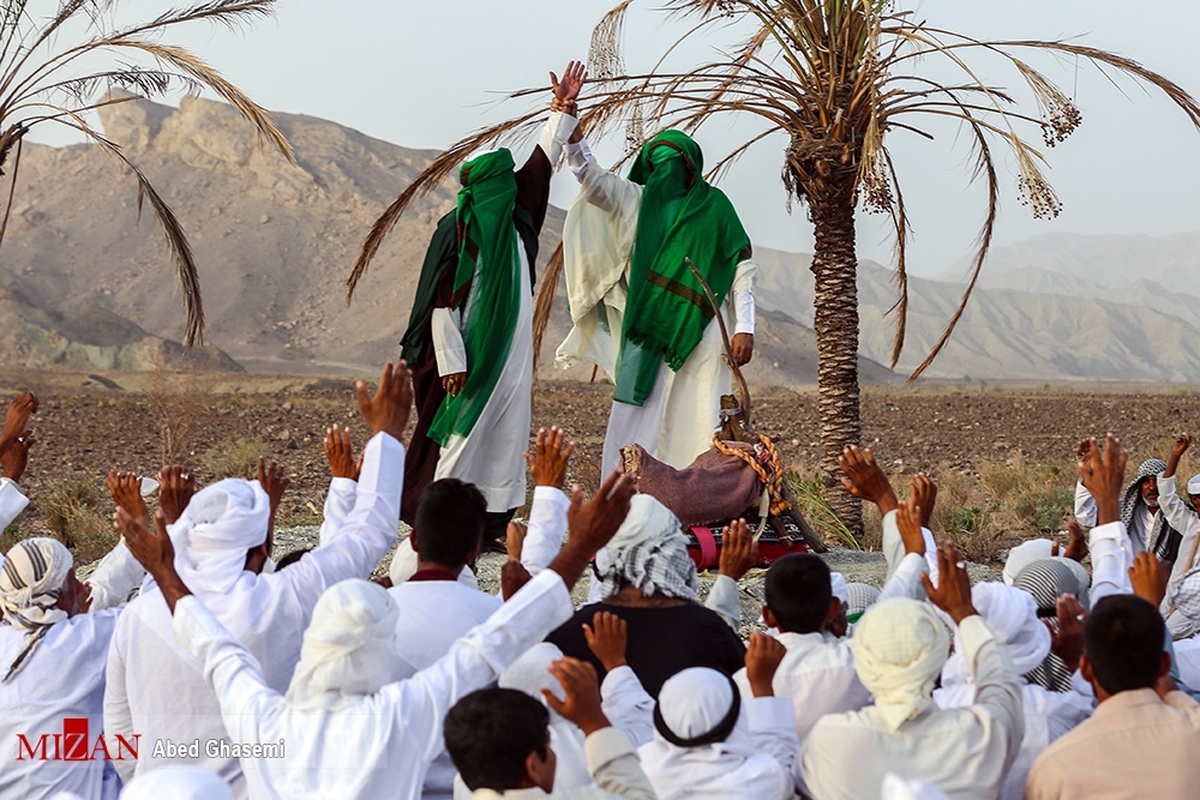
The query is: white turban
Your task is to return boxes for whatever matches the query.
[285,579,401,710]
[120,766,232,799]
[0,538,72,681]
[1002,539,1055,586]
[830,572,849,605]
[599,495,696,601]
[1187,474,1200,495]
[853,598,949,732]
[941,582,1050,688]
[169,479,270,593]
[640,667,754,796]
[881,773,949,800]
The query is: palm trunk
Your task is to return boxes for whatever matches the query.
[809,180,863,540]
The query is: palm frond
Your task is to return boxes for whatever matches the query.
[531,243,565,375]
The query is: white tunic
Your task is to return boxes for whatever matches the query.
[104,432,403,796]
[171,568,574,800]
[559,139,756,475]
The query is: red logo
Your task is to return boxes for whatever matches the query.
[15,718,139,762]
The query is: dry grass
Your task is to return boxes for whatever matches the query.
[199,435,270,481]
[0,478,118,564]
[146,354,208,465]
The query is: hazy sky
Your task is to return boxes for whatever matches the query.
[46,1,1200,277]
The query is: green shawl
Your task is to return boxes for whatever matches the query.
[427,149,522,445]
[615,130,751,406]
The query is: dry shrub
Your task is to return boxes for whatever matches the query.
[200,436,269,481]
[147,352,207,464]
[35,478,116,563]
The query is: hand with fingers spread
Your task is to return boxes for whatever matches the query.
[1130,551,1169,607]
[840,445,899,515]
[551,470,636,589]
[1167,434,1192,479]
[910,473,937,529]
[1063,519,1088,563]
[107,470,148,527]
[896,497,927,556]
[718,518,758,581]
[0,430,34,482]
[1078,434,1128,525]
[1048,594,1086,672]
[324,424,359,481]
[745,632,787,697]
[584,611,628,672]
[922,542,977,624]
[158,465,196,525]
[0,392,37,456]
[544,657,609,736]
[357,361,414,440]
[115,507,190,613]
[550,60,587,105]
[525,426,575,489]
[500,560,533,601]
[258,458,290,557]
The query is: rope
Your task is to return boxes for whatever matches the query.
[712,434,792,517]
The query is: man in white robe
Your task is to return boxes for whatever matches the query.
[113,460,637,800]
[103,363,413,797]
[559,129,757,475]
[1158,435,1200,633]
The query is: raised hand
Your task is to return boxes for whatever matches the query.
[1078,434,1127,525]
[583,611,628,672]
[895,497,927,556]
[500,560,533,601]
[1166,434,1192,479]
[357,361,414,440]
[158,465,195,525]
[745,632,787,697]
[1063,519,1087,563]
[258,457,290,557]
[525,426,575,489]
[839,445,899,514]
[1048,594,1086,672]
[324,424,359,481]
[550,60,587,104]
[910,473,937,529]
[1130,551,1169,607]
[115,507,190,613]
[506,520,528,562]
[1,392,37,452]
[551,470,636,588]
[718,518,758,581]
[545,657,609,735]
[0,430,34,482]
[107,470,149,527]
[922,542,977,624]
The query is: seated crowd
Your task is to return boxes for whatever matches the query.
[2,364,1200,800]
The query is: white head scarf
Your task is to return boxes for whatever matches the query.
[1188,475,1200,495]
[0,538,72,681]
[1002,539,1055,586]
[830,572,849,605]
[119,766,233,799]
[600,495,697,601]
[388,537,479,590]
[940,582,1051,689]
[285,579,401,710]
[853,598,950,732]
[169,479,270,594]
[640,667,757,797]
[499,643,592,790]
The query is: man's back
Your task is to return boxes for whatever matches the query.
[1026,688,1200,800]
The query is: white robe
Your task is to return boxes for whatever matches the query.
[104,432,403,797]
[558,139,756,475]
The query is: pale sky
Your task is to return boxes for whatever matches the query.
[41,1,1200,277]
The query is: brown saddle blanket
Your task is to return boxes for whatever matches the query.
[621,442,764,527]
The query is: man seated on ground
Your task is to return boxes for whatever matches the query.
[1158,434,1200,633]
[798,517,1025,800]
[444,659,655,800]
[115,460,636,800]
[104,362,413,795]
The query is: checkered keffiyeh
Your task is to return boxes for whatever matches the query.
[0,538,72,682]
[1122,459,1181,561]
[599,495,698,602]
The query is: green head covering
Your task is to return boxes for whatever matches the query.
[427,148,521,445]
[616,130,751,406]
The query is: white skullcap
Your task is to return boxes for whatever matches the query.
[169,479,270,593]
[829,572,849,605]
[1002,539,1055,586]
[1187,474,1200,495]
[120,766,232,799]
[853,598,949,732]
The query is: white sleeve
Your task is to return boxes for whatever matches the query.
[731,258,757,336]
[747,696,801,778]
[1088,521,1132,605]
[585,727,658,800]
[431,306,467,377]
[705,574,743,632]
[538,111,578,168]
[566,138,596,182]
[1074,480,1098,529]
[960,614,1025,755]
[601,665,656,747]
[881,509,939,586]
[86,539,146,611]
[571,145,644,216]
[0,477,29,531]
[878,552,930,603]
[1159,477,1200,608]
[520,486,570,577]
[318,477,359,545]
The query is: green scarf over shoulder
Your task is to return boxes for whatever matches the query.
[615,130,751,406]
[427,149,521,445]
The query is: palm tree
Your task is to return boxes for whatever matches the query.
[0,0,292,345]
[348,0,1200,538]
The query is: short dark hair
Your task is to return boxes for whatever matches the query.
[764,553,832,633]
[1084,594,1165,695]
[274,548,312,571]
[413,479,487,568]
[444,688,549,791]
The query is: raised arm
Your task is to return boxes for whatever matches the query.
[878,498,933,603]
[520,426,575,576]
[1080,435,1134,602]
[706,518,757,631]
[318,424,360,545]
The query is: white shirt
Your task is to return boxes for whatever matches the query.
[1157,475,1200,631]
[172,567,574,800]
[104,432,404,795]
[798,615,1025,800]
[0,610,121,800]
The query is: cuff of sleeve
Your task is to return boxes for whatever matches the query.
[585,727,637,772]
[532,485,569,504]
[601,664,638,692]
[1159,475,1179,496]
[329,476,357,492]
[746,696,794,730]
[956,614,997,666]
[1089,520,1126,545]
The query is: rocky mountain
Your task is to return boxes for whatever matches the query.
[2,94,1198,383]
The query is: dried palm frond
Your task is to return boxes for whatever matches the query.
[531,243,565,375]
